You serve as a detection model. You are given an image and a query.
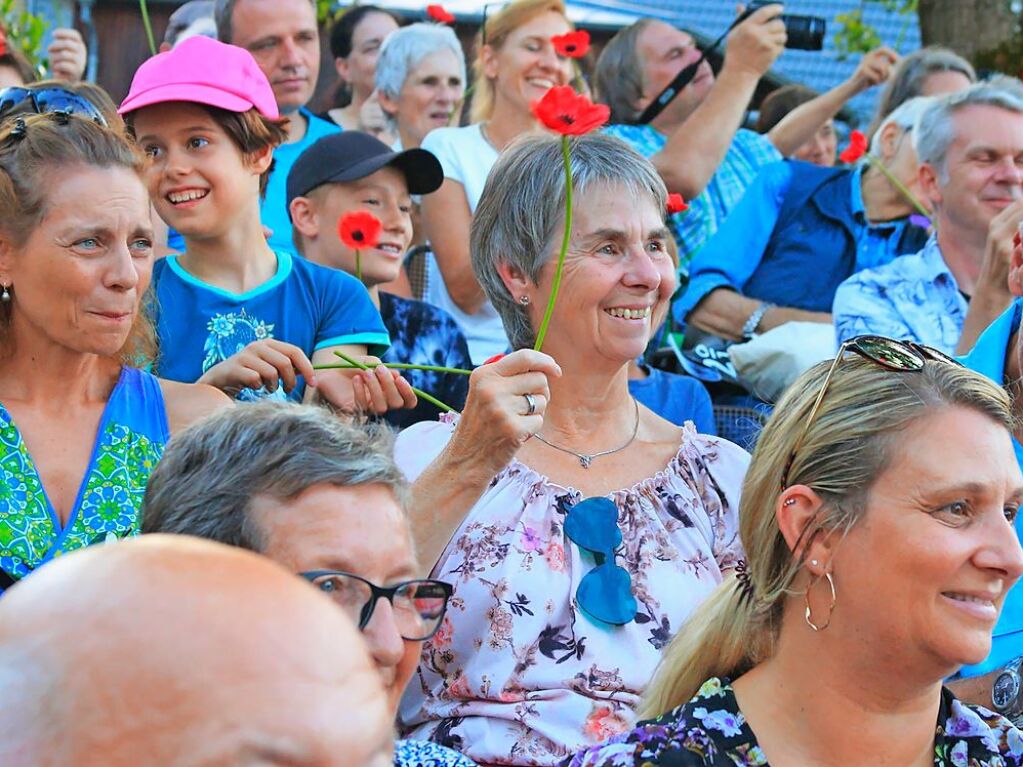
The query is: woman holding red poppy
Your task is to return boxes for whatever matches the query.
[419,0,576,364]
[394,133,746,765]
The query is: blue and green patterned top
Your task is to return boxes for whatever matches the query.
[0,367,169,590]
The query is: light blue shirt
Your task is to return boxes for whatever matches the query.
[833,235,968,354]
[261,108,340,254]
[603,124,780,275]
[677,163,910,322]
[958,298,1023,678]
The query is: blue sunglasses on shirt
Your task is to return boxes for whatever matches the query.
[563,496,637,625]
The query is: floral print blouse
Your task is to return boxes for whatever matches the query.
[394,417,748,766]
[564,677,1023,766]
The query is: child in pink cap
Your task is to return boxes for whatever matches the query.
[120,37,416,412]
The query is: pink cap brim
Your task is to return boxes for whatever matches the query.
[118,82,277,118]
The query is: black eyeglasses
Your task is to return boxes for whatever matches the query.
[780,335,962,488]
[300,570,453,641]
[561,496,637,625]
[0,86,108,127]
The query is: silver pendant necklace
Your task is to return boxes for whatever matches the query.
[532,398,640,468]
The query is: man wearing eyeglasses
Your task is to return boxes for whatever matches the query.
[140,402,473,767]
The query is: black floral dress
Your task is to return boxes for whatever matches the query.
[563,677,1023,766]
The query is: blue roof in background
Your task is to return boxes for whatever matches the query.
[570,0,922,126]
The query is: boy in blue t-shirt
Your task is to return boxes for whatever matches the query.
[120,37,411,409]
[287,131,473,427]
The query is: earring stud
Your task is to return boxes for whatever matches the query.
[783,498,796,507]
[0,284,10,303]
[518,295,530,305]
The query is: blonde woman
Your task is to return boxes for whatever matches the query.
[419,0,574,363]
[568,336,1023,766]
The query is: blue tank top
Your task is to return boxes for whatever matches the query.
[0,367,169,588]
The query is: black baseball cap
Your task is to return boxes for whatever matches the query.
[286,131,444,214]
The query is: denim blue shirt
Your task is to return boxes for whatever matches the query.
[677,163,913,323]
[603,125,780,274]
[833,235,967,354]
[958,298,1023,678]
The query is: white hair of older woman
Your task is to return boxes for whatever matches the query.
[375,22,467,102]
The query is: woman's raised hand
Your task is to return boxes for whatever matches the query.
[450,349,562,475]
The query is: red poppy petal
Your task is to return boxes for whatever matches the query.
[483,353,506,365]
[338,210,383,250]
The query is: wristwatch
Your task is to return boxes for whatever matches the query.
[992,655,1023,724]
[741,302,775,341]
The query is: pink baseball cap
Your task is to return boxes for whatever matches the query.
[118,36,279,118]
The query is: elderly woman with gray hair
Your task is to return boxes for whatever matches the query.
[375,22,466,151]
[394,133,747,765]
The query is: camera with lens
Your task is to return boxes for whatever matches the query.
[746,1,826,51]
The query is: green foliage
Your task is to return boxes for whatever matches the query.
[0,0,50,75]
[318,0,352,27]
[833,0,918,59]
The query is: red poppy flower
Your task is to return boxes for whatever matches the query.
[666,192,688,215]
[839,130,868,164]
[426,5,455,24]
[483,353,506,365]
[551,30,590,59]
[338,210,382,250]
[531,85,610,137]
[0,27,7,57]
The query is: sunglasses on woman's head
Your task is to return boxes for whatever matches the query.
[562,496,637,625]
[779,335,963,489]
[0,86,108,127]
[300,570,453,642]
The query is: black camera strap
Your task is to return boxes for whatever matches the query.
[635,16,747,126]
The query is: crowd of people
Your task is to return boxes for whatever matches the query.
[2,1,1023,765]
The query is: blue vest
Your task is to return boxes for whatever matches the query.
[741,162,929,312]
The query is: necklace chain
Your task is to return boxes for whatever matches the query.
[533,399,641,469]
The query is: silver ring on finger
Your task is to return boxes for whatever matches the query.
[522,392,537,416]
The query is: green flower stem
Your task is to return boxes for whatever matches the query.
[534,135,572,352]
[317,359,472,375]
[332,350,455,413]
[138,0,157,56]
[867,155,930,219]
[355,248,362,281]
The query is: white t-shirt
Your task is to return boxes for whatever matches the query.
[420,124,508,364]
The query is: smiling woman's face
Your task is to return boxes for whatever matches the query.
[522,182,675,367]
[828,405,1023,676]
[0,163,154,357]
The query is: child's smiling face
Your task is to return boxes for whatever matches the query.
[132,102,272,239]
[296,166,414,286]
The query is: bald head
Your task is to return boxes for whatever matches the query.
[0,536,394,767]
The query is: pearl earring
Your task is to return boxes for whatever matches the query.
[0,284,10,303]
[811,559,819,567]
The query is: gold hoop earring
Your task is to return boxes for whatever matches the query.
[804,572,836,632]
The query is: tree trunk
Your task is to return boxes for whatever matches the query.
[917,0,1015,60]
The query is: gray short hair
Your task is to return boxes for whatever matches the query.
[471,132,667,350]
[213,0,316,44]
[915,77,1023,181]
[141,402,407,551]
[867,95,935,157]
[375,23,466,101]
[868,46,976,137]
[594,19,654,125]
